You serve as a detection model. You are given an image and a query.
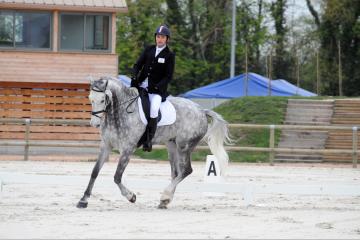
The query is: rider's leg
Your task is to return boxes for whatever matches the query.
[143,93,161,152]
[149,93,161,119]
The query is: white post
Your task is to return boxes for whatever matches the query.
[24,119,31,161]
[203,155,225,197]
[204,155,224,183]
[352,126,358,168]
[269,124,275,166]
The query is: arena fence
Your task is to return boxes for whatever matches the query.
[0,119,358,168]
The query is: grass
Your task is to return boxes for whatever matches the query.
[214,96,288,162]
[131,96,337,163]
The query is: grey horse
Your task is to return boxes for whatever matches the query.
[77,76,231,209]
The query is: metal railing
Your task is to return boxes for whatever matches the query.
[0,118,358,168]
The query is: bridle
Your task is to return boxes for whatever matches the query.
[90,80,110,119]
[90,80,139,119]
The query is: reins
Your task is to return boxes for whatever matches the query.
[122,95,139,114]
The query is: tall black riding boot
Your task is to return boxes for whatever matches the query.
[142,117,158,152]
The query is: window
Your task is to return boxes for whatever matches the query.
[85,15,109,50]
[0,10,51,49]
[60,13,110,52]
[0,11,13,47]
[60,14,84,50]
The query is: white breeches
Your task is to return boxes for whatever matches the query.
[149,93,162,118]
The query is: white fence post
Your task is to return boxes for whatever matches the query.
[352,126,358,168]
[24,119,31,161]
[269,124,275,166]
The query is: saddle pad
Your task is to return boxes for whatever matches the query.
[137,98,176,126]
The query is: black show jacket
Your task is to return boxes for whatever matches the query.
[131,45,175,101]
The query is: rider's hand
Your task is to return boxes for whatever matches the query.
[130,80,138,88]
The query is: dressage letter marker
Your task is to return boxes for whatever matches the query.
[204,155,224,183]
[203,155,225,197]
[207,160,217,176]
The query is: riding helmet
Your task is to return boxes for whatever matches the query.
[154,25,171,38]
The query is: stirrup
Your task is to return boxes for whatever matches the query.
[142,141,152,152]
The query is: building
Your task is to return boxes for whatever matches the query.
[0,0,127,83]
[0,0,128,147]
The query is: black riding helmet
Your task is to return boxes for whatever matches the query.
[154,25,171,39]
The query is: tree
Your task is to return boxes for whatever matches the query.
[306,0,360,96]
[236,0,268,75]
[269,0,289,80]
[116,0,165,76]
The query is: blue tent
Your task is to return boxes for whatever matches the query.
[181,72,316,99]
[272,79,316,97]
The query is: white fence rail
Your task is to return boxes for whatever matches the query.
[0,118,358,168]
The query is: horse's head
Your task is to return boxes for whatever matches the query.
[89,77,113,128]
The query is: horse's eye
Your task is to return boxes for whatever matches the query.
[101,100,105,103]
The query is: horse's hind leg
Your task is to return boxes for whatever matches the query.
[77,144,110,208]
[114,152,136,203]
[159,142,194,209]
[166,140,178,179]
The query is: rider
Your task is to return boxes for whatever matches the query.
[131,24,175,152]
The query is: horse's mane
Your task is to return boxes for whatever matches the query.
[98,76,138,97]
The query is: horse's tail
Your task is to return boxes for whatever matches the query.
[204,109,233,175]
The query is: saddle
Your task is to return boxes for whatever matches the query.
[137,88,176,126]
[136,88,176,148]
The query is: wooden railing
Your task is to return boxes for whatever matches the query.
[0,119,358,168]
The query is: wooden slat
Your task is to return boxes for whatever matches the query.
[0,110,90,119]
[0,81,89,89]
[0,125,98,134]
[323,99,360,163]
[0,96,90,104]
[0,52,117,84]
[0,88,89,97]
[0,103,91,111]
[0,132,100,140]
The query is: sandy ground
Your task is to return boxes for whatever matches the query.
[1,158,360,239]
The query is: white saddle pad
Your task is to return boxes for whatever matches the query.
[137,98,176,126]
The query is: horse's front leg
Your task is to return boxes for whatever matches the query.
[114,151,136,203]
[77,143,110,208]
[159,148,193,209]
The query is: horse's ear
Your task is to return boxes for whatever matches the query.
[105,89,113,103]
[87,75,95,85]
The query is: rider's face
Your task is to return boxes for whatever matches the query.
[156,34,167,48]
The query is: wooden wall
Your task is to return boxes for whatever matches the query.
[0,51,118,84]
[0,82,100,141]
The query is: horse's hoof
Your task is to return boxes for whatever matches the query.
[157,204,167,209]
[158,199,170,209]
[76,201,88,208]
[129,194,136,203]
